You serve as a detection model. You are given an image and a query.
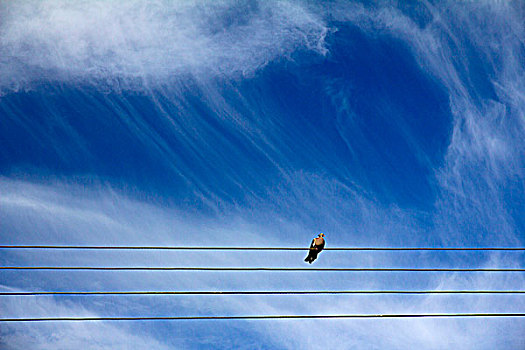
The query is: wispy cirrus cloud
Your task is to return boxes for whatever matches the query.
[1,177,523,349]
[0,293,176,350]
[325,0,525,244]
[0,0,328,92]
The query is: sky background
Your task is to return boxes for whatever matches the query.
[0,0,524,349]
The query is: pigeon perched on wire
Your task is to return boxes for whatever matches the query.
[304,233,325,264]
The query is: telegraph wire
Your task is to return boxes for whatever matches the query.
[1,245,524,251]
[1,290,524,296]
[1,266,524,272]
[3,246,522,324]
[1,313,524,322]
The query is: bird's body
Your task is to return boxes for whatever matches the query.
[304,233,325,264]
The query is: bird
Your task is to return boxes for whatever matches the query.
[304,233,325,264]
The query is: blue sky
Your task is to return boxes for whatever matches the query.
[0,0,524,348]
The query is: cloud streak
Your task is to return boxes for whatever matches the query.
[0,0,328,92]
[1,177,523,349]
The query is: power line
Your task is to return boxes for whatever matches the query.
[1,290,524,296]
[1,267,524,272]
[1,313,524,322]
[1,245,524,251]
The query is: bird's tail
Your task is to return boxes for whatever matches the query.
[304,254,316,264]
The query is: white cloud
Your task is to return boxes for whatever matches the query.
[0,294,176,350]
[0,0,328,92]
[1,178,523,349]
[326,0,525,244]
